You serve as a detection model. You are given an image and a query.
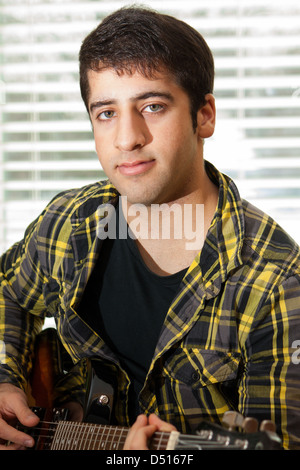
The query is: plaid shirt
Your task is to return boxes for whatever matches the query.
[1,161,300,449]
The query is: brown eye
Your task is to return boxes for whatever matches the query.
[99,110,115,120]
[147,104,162,112]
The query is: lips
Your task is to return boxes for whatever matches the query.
[117,159,155,176]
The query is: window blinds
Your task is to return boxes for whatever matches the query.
[0,0,300,253]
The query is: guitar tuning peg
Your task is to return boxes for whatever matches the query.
[259,420,276,433]
[242,417,258,433]
[222,411,244,430]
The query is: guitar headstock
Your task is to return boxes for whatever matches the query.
[222,410,277,433]
[174,411,282,450]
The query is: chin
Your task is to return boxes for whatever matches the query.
[121,191,158,207]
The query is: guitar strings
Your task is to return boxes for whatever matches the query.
[18,420,245,450]
[18,420,171,450]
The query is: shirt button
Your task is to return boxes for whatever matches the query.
[192,371,200,382]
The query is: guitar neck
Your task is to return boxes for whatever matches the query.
[58,421,174,450]
[32,419,174,450]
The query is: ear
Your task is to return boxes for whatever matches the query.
[196,94,216,139]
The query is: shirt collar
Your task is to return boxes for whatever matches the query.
[186,160,245,298]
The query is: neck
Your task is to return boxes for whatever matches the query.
[121,171,219,276]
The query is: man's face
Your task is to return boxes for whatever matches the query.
[88,68,212,206]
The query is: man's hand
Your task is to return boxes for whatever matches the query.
[0,383,39,450]
[124,414,177,450]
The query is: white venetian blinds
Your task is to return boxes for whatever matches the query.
[0,0,300,253]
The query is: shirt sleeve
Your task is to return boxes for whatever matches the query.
[0,216,46,390]
[239,274,300,450]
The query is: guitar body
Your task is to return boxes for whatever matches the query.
[26,328,62,408]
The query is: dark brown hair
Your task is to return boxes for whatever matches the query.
[79,6,214,129]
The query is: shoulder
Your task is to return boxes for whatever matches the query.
[24,180,119,247]
[241,198,300,276]
[37,179,118,227]
[43,179,118,216]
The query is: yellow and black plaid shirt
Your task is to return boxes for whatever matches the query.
[1,161,300,449]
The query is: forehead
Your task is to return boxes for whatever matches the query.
[87,67,182,103]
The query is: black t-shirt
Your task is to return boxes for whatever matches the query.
[79,204,186,419]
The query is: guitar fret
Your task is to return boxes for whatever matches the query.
[151,432,171,450]
[93,424,102,450]
[104,425,111,449]
[82,424,91,449]
[115,428,127,450]
[117,428,127,450]
[156,431,164,450]
[51,421,64,449]
[110,427,119,449]
[64,423,74,449]
[78,425,84,449]
[108,426,116,450]
[103,426,111,450]
[99,425,107,450]
[78,423,85,450]
[72,422,81,449]
[87,425,98,450]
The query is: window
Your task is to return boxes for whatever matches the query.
[1,0,300,252]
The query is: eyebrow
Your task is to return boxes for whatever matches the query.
[89,91,174,114]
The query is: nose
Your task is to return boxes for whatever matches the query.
[114,111,148,152]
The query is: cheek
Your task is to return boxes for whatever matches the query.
[94,130,103,155]
[94,131,110,164]
[158,123,182,155]
[165,127,194,162]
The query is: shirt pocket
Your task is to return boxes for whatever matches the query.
[165,347,241,386]
[160,347,242,432]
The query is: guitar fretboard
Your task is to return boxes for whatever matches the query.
[51,422,129,450]
[35,420,172,450]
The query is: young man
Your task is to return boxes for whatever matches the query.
[1,6,300,450]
